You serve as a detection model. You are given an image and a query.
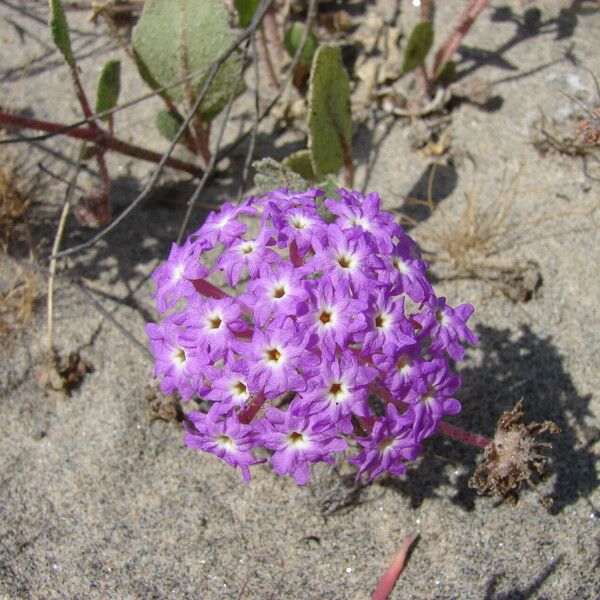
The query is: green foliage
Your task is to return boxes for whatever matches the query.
[132,0,242,121]
[283,150,316,181]
[435,60,456,86]
[49,0,75,68]
[155,109,188,143]
[307,45,352,179]
[402,21,434,74]
[234,0,260,28]
[95,60,121,119]
[252,158,308,193]
[284,23,318,65]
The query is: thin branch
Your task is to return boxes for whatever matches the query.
[218,0,318,160]
[237,32,261,202]
[47,153,83,354]
[177,38,251,243]
[0,111,203,176]
[51,0,275,261]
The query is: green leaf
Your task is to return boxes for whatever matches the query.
[284,23,318,64]
[49,0,75,68]
[252,158,308,193]
[402,21,434,74]
[132,0,243,121]
[155,109,188,143]
[283,150,316,181]
[307,45,352,179]
[434,60,456,86]
[95,60,121,119]
[234,0,260,28]
[316,176,340,201]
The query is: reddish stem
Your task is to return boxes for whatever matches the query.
[437,421,491,449]
[238,392,267,424]
[0,111,203,177]
[258,25,279,88]
[431,0,491,77]
[371,533,419,600]
[264,5,285,61]
[289,240,303,267]
[191,277,231,299]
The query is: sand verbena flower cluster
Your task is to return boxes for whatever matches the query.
[147,188,477,484]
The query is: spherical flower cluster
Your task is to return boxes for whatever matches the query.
[147,188,477,484]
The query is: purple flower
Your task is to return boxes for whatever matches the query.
[311,224,383,290]
[151,240,208,313]
[182,296,245,360]
[359,291,415,355]
[298,279,367,353]
[403,357,462,440]
[291,350,378,434]
[325,190,402,253]
[383,242,433,304]
[244,316,318,399]
[255,406,347,484]
[184,411,263,483]
[215,227,280,285]
[205,359,254,416]
[349,403,421,481]
[373,342,425,400]
[413,297,478,360]
[269,204,325,257]
[146,319,211,400]
[191,202,256,248]
[242,262,309,327]
[147,187,478,486]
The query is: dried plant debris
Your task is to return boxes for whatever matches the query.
[38,350,94,395]
[0,156,35,254]
[145,386,184,423]
[469,401,559,507]
[0,262,42,334]
[498,261,543,303]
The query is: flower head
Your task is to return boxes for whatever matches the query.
[147,188,477,484]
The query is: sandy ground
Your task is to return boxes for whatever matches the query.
[1,1,599,598]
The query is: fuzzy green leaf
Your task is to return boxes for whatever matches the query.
[132,0,242,121]
[155,109,188,143]
[49,0,75,68]
[307,45,352,179]
[434,60,456,85]
[252,158,308,193]
[402,21,434,74]
[284,23,318,64]
[95,60,121,119]
[234,0,260,28]
[283,150,316,181]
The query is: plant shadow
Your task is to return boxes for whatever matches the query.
[382,324,598,515]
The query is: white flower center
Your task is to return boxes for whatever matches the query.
[215,434,235,449]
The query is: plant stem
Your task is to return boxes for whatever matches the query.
[437,421,491,449]
[371,533,419,600]
[431,0,491,77]
[47,158,82,355]
[258,24,279,87]
[0,111,203,177]
[264,4,285,61]
[238,392,267,424]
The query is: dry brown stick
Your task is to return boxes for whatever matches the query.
[47,154,83,355]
